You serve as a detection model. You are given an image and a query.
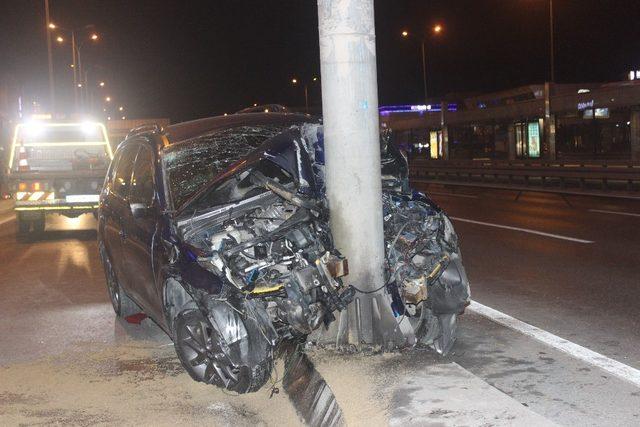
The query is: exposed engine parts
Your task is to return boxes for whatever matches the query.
[194,196,354,337]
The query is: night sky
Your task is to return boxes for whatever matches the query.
[1,0,639,122]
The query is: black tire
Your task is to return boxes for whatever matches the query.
[173,309,272,394]
[101,247,139,317]
[31,213,45,235]
[16,214,30,241]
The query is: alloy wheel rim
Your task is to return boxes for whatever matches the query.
[177,316,239,387]
[106,262,120,311]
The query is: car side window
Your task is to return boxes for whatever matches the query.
[112,145,139,199]
[104,149,122,191]
[130,146,155,205]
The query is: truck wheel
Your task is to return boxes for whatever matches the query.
[16,213,31,241]
[32,213,45,235]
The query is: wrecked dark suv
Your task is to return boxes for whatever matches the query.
[97,113,470,394]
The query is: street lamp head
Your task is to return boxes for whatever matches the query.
[56,35,64,43]
[401,30,409,37]
[77,83,82,88]
[291,78,298,84]
[105,96,111,102]
[48,22,57,30]
[90,33,99,41]
[99,81,105,87]
[118,106,124,111]
[433,24,443,34]
[312,76,318,82]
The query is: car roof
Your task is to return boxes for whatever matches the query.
[163,112,318,145]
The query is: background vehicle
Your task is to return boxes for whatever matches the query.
[6,121,113,238]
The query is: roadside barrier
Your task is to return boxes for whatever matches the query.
[409,159,640,198]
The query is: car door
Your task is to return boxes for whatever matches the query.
[122,143,163,321]
[102,144,139,290]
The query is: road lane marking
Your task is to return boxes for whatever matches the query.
[0,215,15,226]
[428,192,479,199]
[450,217,594,244]
[588,209,640,218]
[468,300,640,389]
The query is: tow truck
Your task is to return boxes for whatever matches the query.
[6,120,113,239]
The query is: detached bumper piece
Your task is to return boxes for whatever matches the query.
[383,192,471,355]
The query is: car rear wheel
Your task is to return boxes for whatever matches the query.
[101,247,139,317]
[173,309,271,394]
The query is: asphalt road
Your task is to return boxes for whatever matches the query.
[0,190,639,426]
[413,184,640,368]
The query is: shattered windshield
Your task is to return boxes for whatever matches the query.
[163,125,291,210]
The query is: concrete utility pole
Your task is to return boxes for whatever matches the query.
[317,0,410,348]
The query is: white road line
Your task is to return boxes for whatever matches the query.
[588,209,640,218]
[450,217,594,244]
[428,192,479,199]
[0,215,15,226]
[468,300,640,389]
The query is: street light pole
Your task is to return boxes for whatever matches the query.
[71,30,78,111]
[403,25,442,105]
[291,77,315,114]
[44,0,55,113]
[421,40,428,104]
[76,47,83,110]
[549,0,555,82]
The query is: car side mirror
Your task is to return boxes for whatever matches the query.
[130,202,152,218]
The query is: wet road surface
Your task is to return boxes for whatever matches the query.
[1,191,640,426]
[413,184,640,368]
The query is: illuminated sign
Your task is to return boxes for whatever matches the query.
[527,122,540,158]
[429,131,439,159]
[577,100,594,111]
[379,104,458,115]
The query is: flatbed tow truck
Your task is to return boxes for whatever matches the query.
[6,121,113,239]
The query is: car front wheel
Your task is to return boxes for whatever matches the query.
[173,309,271,394]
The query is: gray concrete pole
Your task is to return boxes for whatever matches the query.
[317,0,410,348]
[508,124,517,161]
[544,82,556,160]
[630,109,640,162]
[440,101,449,160]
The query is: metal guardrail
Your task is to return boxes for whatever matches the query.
[409,159,640,196]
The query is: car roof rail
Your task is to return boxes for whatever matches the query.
[125,123,164,139]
